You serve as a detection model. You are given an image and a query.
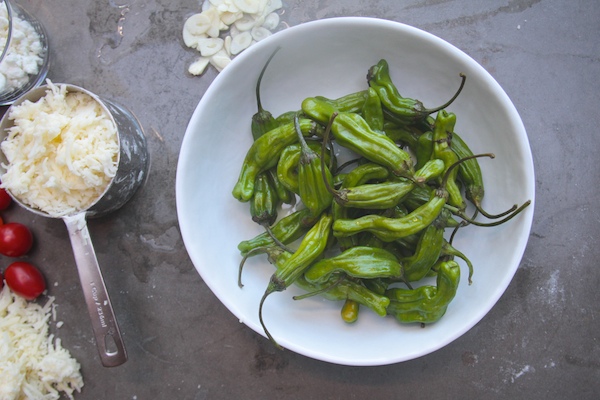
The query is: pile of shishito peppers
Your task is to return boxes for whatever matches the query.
[232,49,531,349]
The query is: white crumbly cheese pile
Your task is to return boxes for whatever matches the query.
[0,81,119,217]
[0,3,44,93]
[183,0,284,75]
[0,286,84,400]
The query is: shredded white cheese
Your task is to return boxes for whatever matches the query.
[0,285,84,400]
[0,81,119,217]
[0,3,44,93]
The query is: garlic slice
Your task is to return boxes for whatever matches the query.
[232,0,263,14]
[234,14,256,31]
[251,26,271,42]
[183,13,211,36]
[197,38,224,57]
[188,57,211,76]
[262,12,279,30]
[210,49,232,72]
[230,31,252,55]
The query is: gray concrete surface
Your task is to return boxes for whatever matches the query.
[1,0,598,399]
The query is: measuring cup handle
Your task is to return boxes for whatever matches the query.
[63,213,128,367]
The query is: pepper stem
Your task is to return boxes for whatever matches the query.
[255,46,281,112]
[258,283,283,350]
[425,73,467,115]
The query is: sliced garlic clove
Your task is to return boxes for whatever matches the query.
[183,13,211,36]
[210,49,232,72]
[232,0,261,14]
[197,37,224,57]
[230,31,253,55]
[234,14,256,31]
[262,0,282,16]
[224,35,232,56]
[220,11,243,25]
[188,57,211,76]
[251,26,271,42]
[262,12,279,30]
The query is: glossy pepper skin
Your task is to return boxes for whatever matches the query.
[304,246,406,285]
[332,159,444,210]
[432,110,466,210]
[259,213,333,348]
[361,87,384,132]
[331,112,415,179]
[232,119,318,202]
[249,172,279,226]
[367,59,465,125]
[386,260,460,324]
[294,273,390,318]
[332,187,449,242]
[401,209,447,282]
[237,208,316,256]
[276,142,332,194]
[294,114,334,218]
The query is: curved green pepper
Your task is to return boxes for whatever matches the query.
[432,110,466,210]
[249,172,279,226]
[386,260,460,324]
[361,87,384,132]
[232,119,318,202]
[304,246,405,285]
[401,210,447,282]
[330,112,415,179]
[332,187,448,242]
[237,208,316,255]
[294,114,334,218]
[259,213,333,348]
[276,141,332,194]
[367,59,466,124]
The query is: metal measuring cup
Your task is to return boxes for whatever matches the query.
[0,84,149,367]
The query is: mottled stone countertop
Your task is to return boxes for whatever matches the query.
[0,0,598,399]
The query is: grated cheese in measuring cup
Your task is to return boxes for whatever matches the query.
[183,0,284,75]
[0,80,119,217]
[0,285,84,400]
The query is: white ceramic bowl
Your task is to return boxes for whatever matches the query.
[176,17,535,366]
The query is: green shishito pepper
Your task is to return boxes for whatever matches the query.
[401,209,447,282]
[361,87,384,132]
[330,112,415,179]
[330,159,444,210]
[294,113,334,218]
[249,172,279,226]
[232,119,319,202]
[367,59,466,125]
[276,141,332,194]
[386,260,461,324]
[237,208,316,256]
[332,186,449,242]
[301,97,415,179]
[432,110,466,210]
[304,246,406,285]
[259,213,333,348]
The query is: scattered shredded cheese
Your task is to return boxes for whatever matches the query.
[0,81,119,217]
[183,0,284,75]
[0,285,84,400]
[0,3,45,93]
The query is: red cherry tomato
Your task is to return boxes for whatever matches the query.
[0,188,11,210]
[4,262,46,300]
[0,222,33,257]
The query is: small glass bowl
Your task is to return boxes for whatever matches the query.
[0,0,49,106]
